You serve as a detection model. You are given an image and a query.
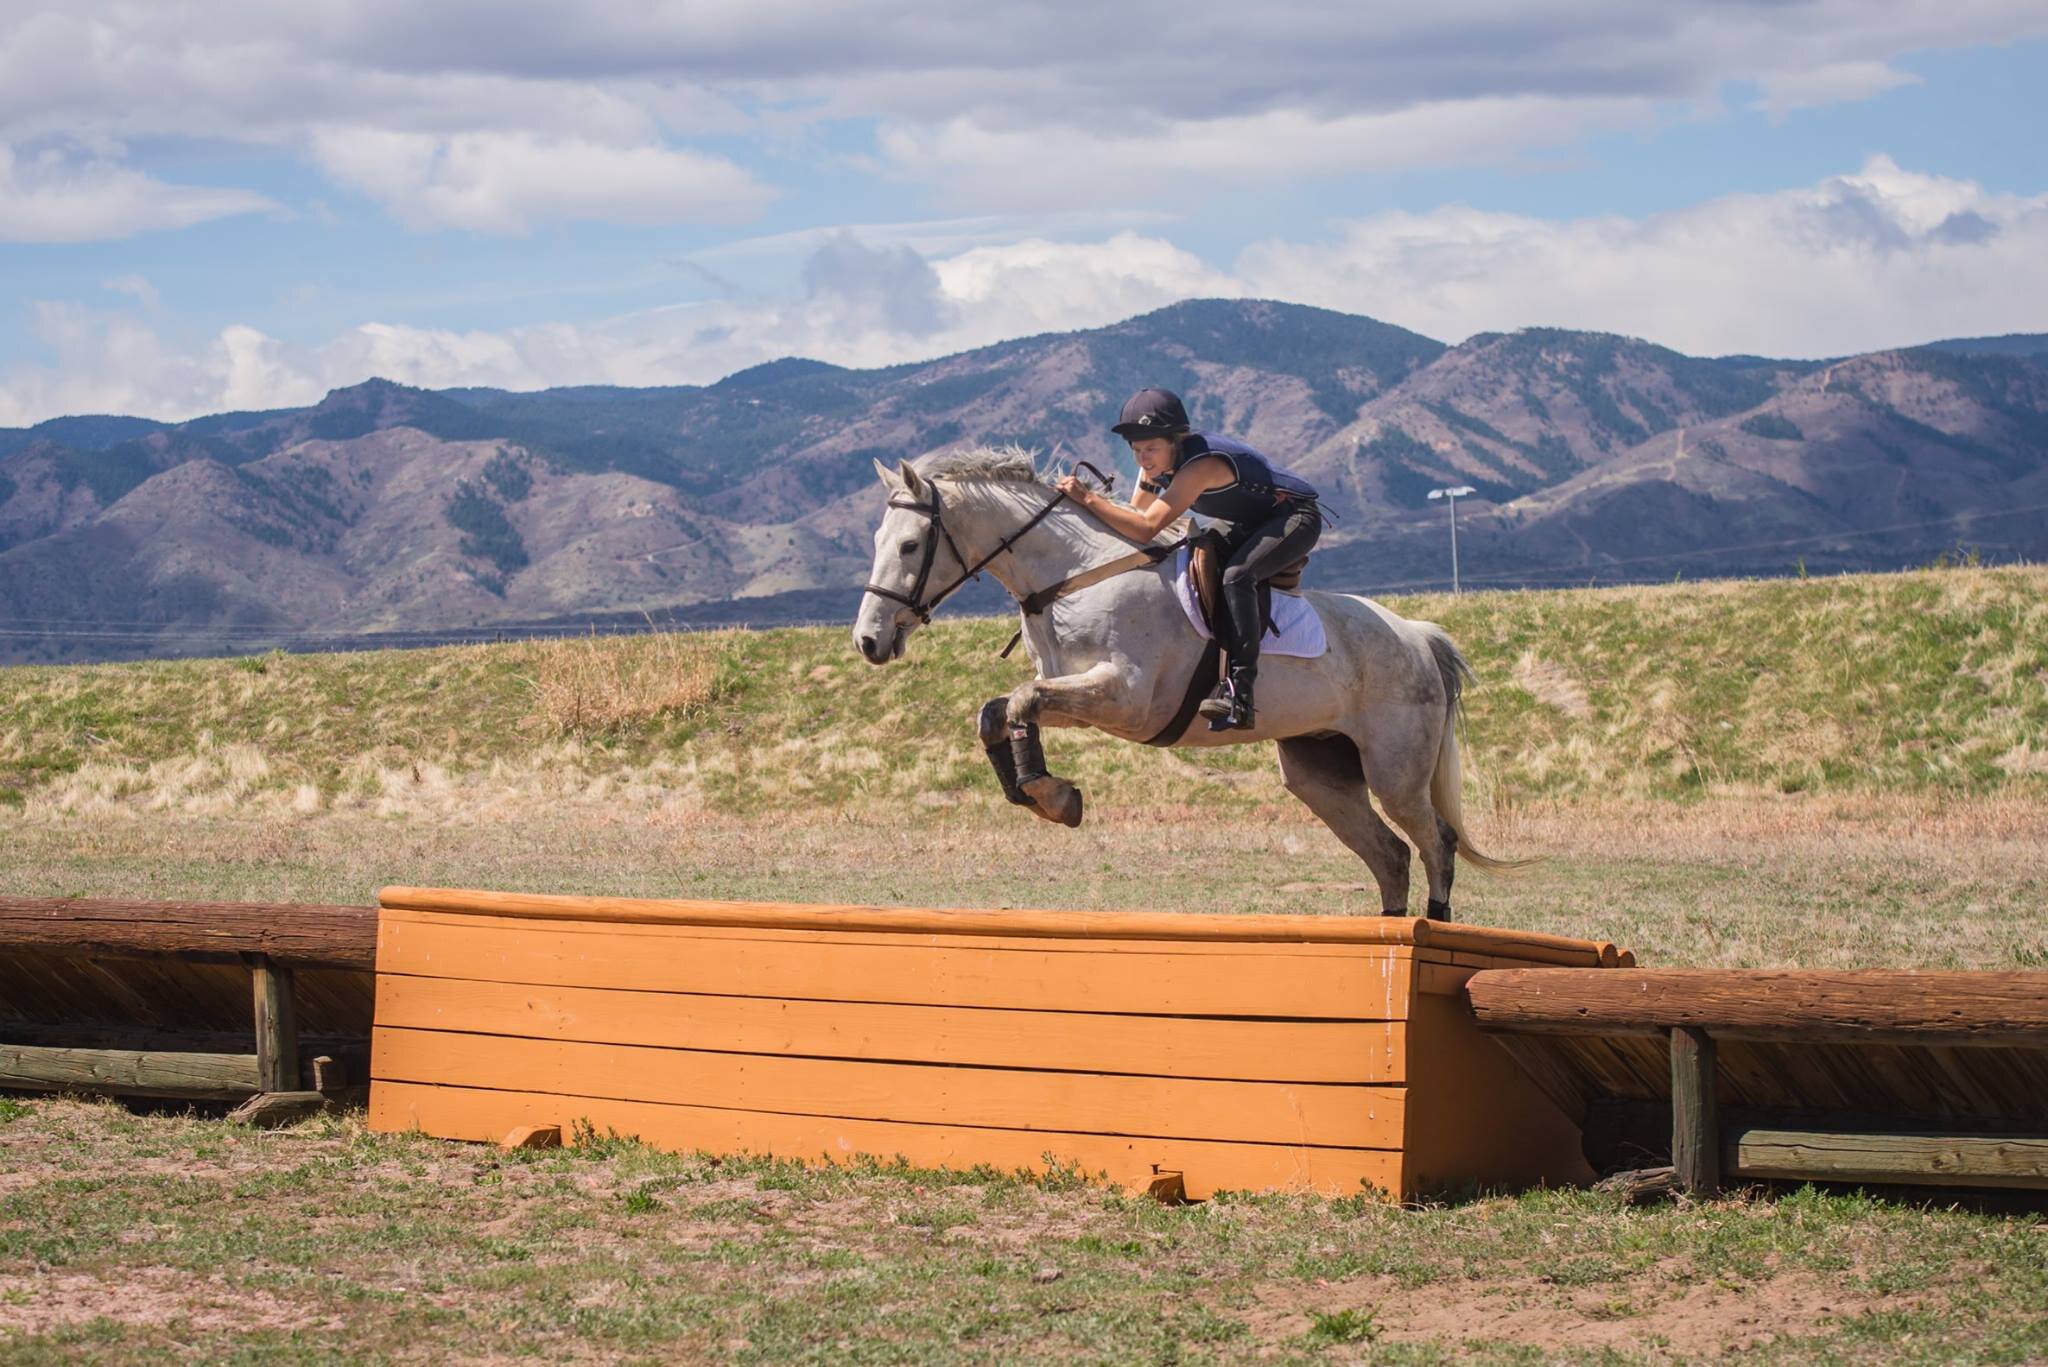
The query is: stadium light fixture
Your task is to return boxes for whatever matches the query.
[1426,485,1477,593]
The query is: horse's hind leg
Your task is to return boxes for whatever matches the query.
[1355,714,1457,921]
[1275,735,1411,915]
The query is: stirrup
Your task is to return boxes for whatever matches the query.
[1200,675,1254,731]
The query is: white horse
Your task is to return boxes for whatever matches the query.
[851,447,1516,919]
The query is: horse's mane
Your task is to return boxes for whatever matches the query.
[913,443,1187,547]
[914,444,1046,487]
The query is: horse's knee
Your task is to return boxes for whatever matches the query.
[1006,681,1044,723]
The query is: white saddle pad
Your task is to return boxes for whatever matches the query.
[1171,546,1328,659]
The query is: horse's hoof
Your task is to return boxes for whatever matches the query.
[1021,776,1084,829]
[1381,908,1408,917]
[1425,898,1453,922]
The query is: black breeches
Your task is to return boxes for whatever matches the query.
[1218,504,1321,666]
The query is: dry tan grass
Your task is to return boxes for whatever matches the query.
[5,795,2042,970]
[516,628,734,738]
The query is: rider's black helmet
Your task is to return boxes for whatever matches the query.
[1112,388,1190,441]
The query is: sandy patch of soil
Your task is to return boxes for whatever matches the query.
[1240,1269,1917,1357]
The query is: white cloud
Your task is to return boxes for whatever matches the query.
[5,158,2045,424]
[3,1,2045,231]
[877,96,1657,209]
[1236,157,2048,357]
[308,128,773,232]
[0,143,273,243]
[101,274,161,310]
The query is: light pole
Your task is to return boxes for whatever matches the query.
[1426,485,1476,593]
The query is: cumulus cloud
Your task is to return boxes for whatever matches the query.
[308,128,772,232]
[1236,156,2048,356]
[4,159,2044,424]
[3,1,2045,230]
[0,143,274,243]
[0,231,1228,422]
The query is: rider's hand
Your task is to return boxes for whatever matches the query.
[1054,474,1088,503]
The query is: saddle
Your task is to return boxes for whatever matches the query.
[1187,527,1307,643]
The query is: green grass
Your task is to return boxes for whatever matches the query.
[0,1099,2038,1363]
[2,566,2044,820]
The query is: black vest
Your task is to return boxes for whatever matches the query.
[1171,433,1318,527]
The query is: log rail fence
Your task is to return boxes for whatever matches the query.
[1465,969,2048,1195]
[0,896,378,1123]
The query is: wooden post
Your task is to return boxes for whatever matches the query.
[1670,1026,1719,1197]
[251,955,300,1095]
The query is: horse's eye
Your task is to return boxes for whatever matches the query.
[899,539,920,555]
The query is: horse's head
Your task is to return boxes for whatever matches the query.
[853,457,961,665]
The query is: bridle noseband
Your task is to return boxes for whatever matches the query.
[862,480,987,624]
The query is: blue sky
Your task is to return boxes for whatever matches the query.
[1,2,2044,424]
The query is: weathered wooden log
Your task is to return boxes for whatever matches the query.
[1467,969,2048,1046]
[0,897,376,969]
[1594,1165,1680,1204]
[1670,1027,1720,1197]
[0,1044,260,1099]
[252,956,299,1094]
[227,1091,330,1128]
[1727,1124,2048,1190]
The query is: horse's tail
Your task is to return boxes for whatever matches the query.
[1421,625,1534,874]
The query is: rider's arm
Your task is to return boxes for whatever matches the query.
[1065,456,1230,542]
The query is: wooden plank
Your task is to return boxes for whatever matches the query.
[369,1081,1405,1200]
[1468,969,2048,1046]
[0,1044,260,1099]
[1482,1034,1594,1125]
[373,974,1409,1084]
[1727,1124,2048,1190]
[377,887,1624,961]
[1417,963,1476,996]
[376,915,1418,1021]
[379,906,1417,962]
[1398,992,1596,1194]
[0,897,376,969]
[252,957,299,1095]
[370,1026,1406,1149]
[1671,1028,1720,1197]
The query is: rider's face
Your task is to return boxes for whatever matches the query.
[1129,435,1178,478]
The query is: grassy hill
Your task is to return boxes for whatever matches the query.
[4,565,2044,822]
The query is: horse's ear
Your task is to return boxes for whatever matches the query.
[898,461,926,498]
[873,457,899,487]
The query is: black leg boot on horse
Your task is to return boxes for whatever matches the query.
[1007,714,1085,828]
[977,698,1035,809]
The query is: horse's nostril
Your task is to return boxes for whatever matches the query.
[859,634,878,660]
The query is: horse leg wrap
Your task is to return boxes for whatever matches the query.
[1008,718,1083,828]
[1009,720,1049,788]
[1425,898,1453,923]
[977,699,1033,807]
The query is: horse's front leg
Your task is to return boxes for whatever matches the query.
[1003,662,1127,829]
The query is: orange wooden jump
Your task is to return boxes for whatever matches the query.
[367,887,1627,1199]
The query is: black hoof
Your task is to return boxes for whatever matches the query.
[1380,908,1408,917]
[1425,898,1452,923]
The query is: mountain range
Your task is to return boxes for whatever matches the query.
[2,299,2045,663]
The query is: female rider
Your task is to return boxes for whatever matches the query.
[1054,388,1321,731]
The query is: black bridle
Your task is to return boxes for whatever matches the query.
[863,462,1114,624]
